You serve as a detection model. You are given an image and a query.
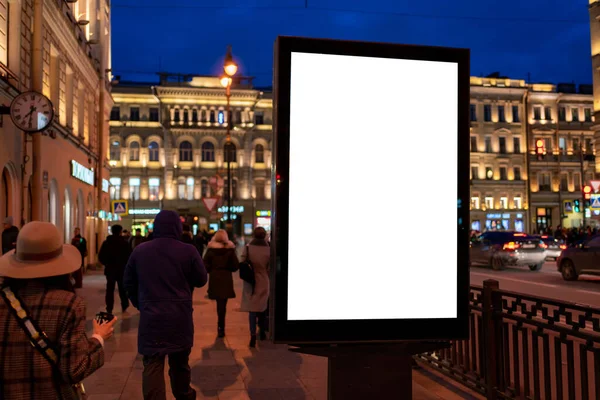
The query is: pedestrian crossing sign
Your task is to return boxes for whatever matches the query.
[591,194,600,210]
[111,200,128,216]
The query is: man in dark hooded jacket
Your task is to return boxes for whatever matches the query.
[124,210,207,400]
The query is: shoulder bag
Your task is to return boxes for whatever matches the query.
[0,283,88,399]
[239,245,256,291]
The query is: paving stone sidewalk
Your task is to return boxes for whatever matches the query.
[79,270,482,400]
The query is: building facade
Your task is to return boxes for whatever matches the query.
[109,74,272,238]
[470,76,595,234]
[0,0,113,265]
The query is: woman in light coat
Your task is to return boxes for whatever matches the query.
[240,227,270,348]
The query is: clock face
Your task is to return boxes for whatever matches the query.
[10,91,55,133]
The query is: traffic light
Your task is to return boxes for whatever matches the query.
[535,139,545,159]
[574,199,581,213]
[584,185,592,200]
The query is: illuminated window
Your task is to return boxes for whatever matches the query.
[513,197,522,209]
[218,111,224,124]
[255,144,264,163]
[0,1,8,66]
[201,142,215,162]
[559,137,566,154]
[484,197,494,209]
[148,178,160,201]
[109,178,121,200]
[129,178,140,200]
[471,197,480,209]
[178,177,186,200]
[148,141,159,162]
[500,197,508,209]
[186,177,194,200]
[129,141,140,161]
[110,141,120,161]
[179,141,193,162]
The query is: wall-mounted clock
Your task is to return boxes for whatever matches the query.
[10,91,55,133]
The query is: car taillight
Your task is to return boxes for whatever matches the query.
[503,242,520,250]
[539,242,548,249]
[560,245,567,250]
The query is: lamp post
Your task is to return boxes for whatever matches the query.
[220,45,238,235]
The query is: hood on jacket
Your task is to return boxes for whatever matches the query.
[153,210,182,239]
[207,240,235,249]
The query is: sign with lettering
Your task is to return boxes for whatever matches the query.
[70,160,94,186]
[256,210,271,217]
[129,208,161,215]
[218,206,244,213]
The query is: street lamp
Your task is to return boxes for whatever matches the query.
[220,45,237,233]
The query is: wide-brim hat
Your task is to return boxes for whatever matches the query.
[0,221,81,279]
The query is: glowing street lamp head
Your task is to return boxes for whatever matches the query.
[220,75,232,88]
[223,45,238,77]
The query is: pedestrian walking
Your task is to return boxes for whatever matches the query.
[203,229,239,338]
[124,210,207,400]
[71,226,88,288]
[0,221,117,399]
[1,216,18,255]
[130,228,144,250]
[240,227,270,348]
[98,224,131,314]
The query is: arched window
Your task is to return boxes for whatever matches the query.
[235,110,242,124]
[255,144,264,163]
[179,141,193,162]
[174,108,181,123]
[129,141,140,161]
[224,143,237,163]
[192,109,198,123]
[110,140,120,161]
[209,110,216,123]
[201,179,210,198]
[148,141,159,162]
[183,109,189,124]
[201,142,215,162]
[201,109,207,122]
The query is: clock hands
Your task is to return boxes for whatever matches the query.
[24,105,36,128]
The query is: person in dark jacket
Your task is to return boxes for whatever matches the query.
[124,210,207,400]
[1,216,18,255]
[70,227,88,288]
[130,228,144,250]
[203,229,239,338]
[98,224,131,314]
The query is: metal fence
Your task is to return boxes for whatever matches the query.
[416,279,600,400]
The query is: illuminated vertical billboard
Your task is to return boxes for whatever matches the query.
[271,37,470,344]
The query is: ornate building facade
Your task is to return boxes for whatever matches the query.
[0,0,113,264]
[470,75,595,234]
[109,74,272,237]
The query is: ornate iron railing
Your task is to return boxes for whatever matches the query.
[416,280,600,400]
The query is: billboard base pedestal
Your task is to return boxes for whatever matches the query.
[290,342,450,400]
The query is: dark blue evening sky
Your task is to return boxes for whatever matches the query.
[112,0,592,87]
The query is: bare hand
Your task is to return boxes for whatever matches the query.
[93,316,118,341]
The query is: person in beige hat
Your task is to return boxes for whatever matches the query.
[0,221,117,399]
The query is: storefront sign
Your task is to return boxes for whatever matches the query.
[70,160,94,186]
[102,179,109,193]
[218,206,244,213]
[256,210,271,217]
[486,213,512,220]
[129,208,161,215]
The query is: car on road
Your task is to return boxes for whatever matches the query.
[470,231,546,271]
[557,235,600,281]
[534,235,567,260]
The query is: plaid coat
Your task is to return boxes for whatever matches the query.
[0,282,104,399]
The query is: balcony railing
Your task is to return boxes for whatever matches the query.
[528,154,595,163]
